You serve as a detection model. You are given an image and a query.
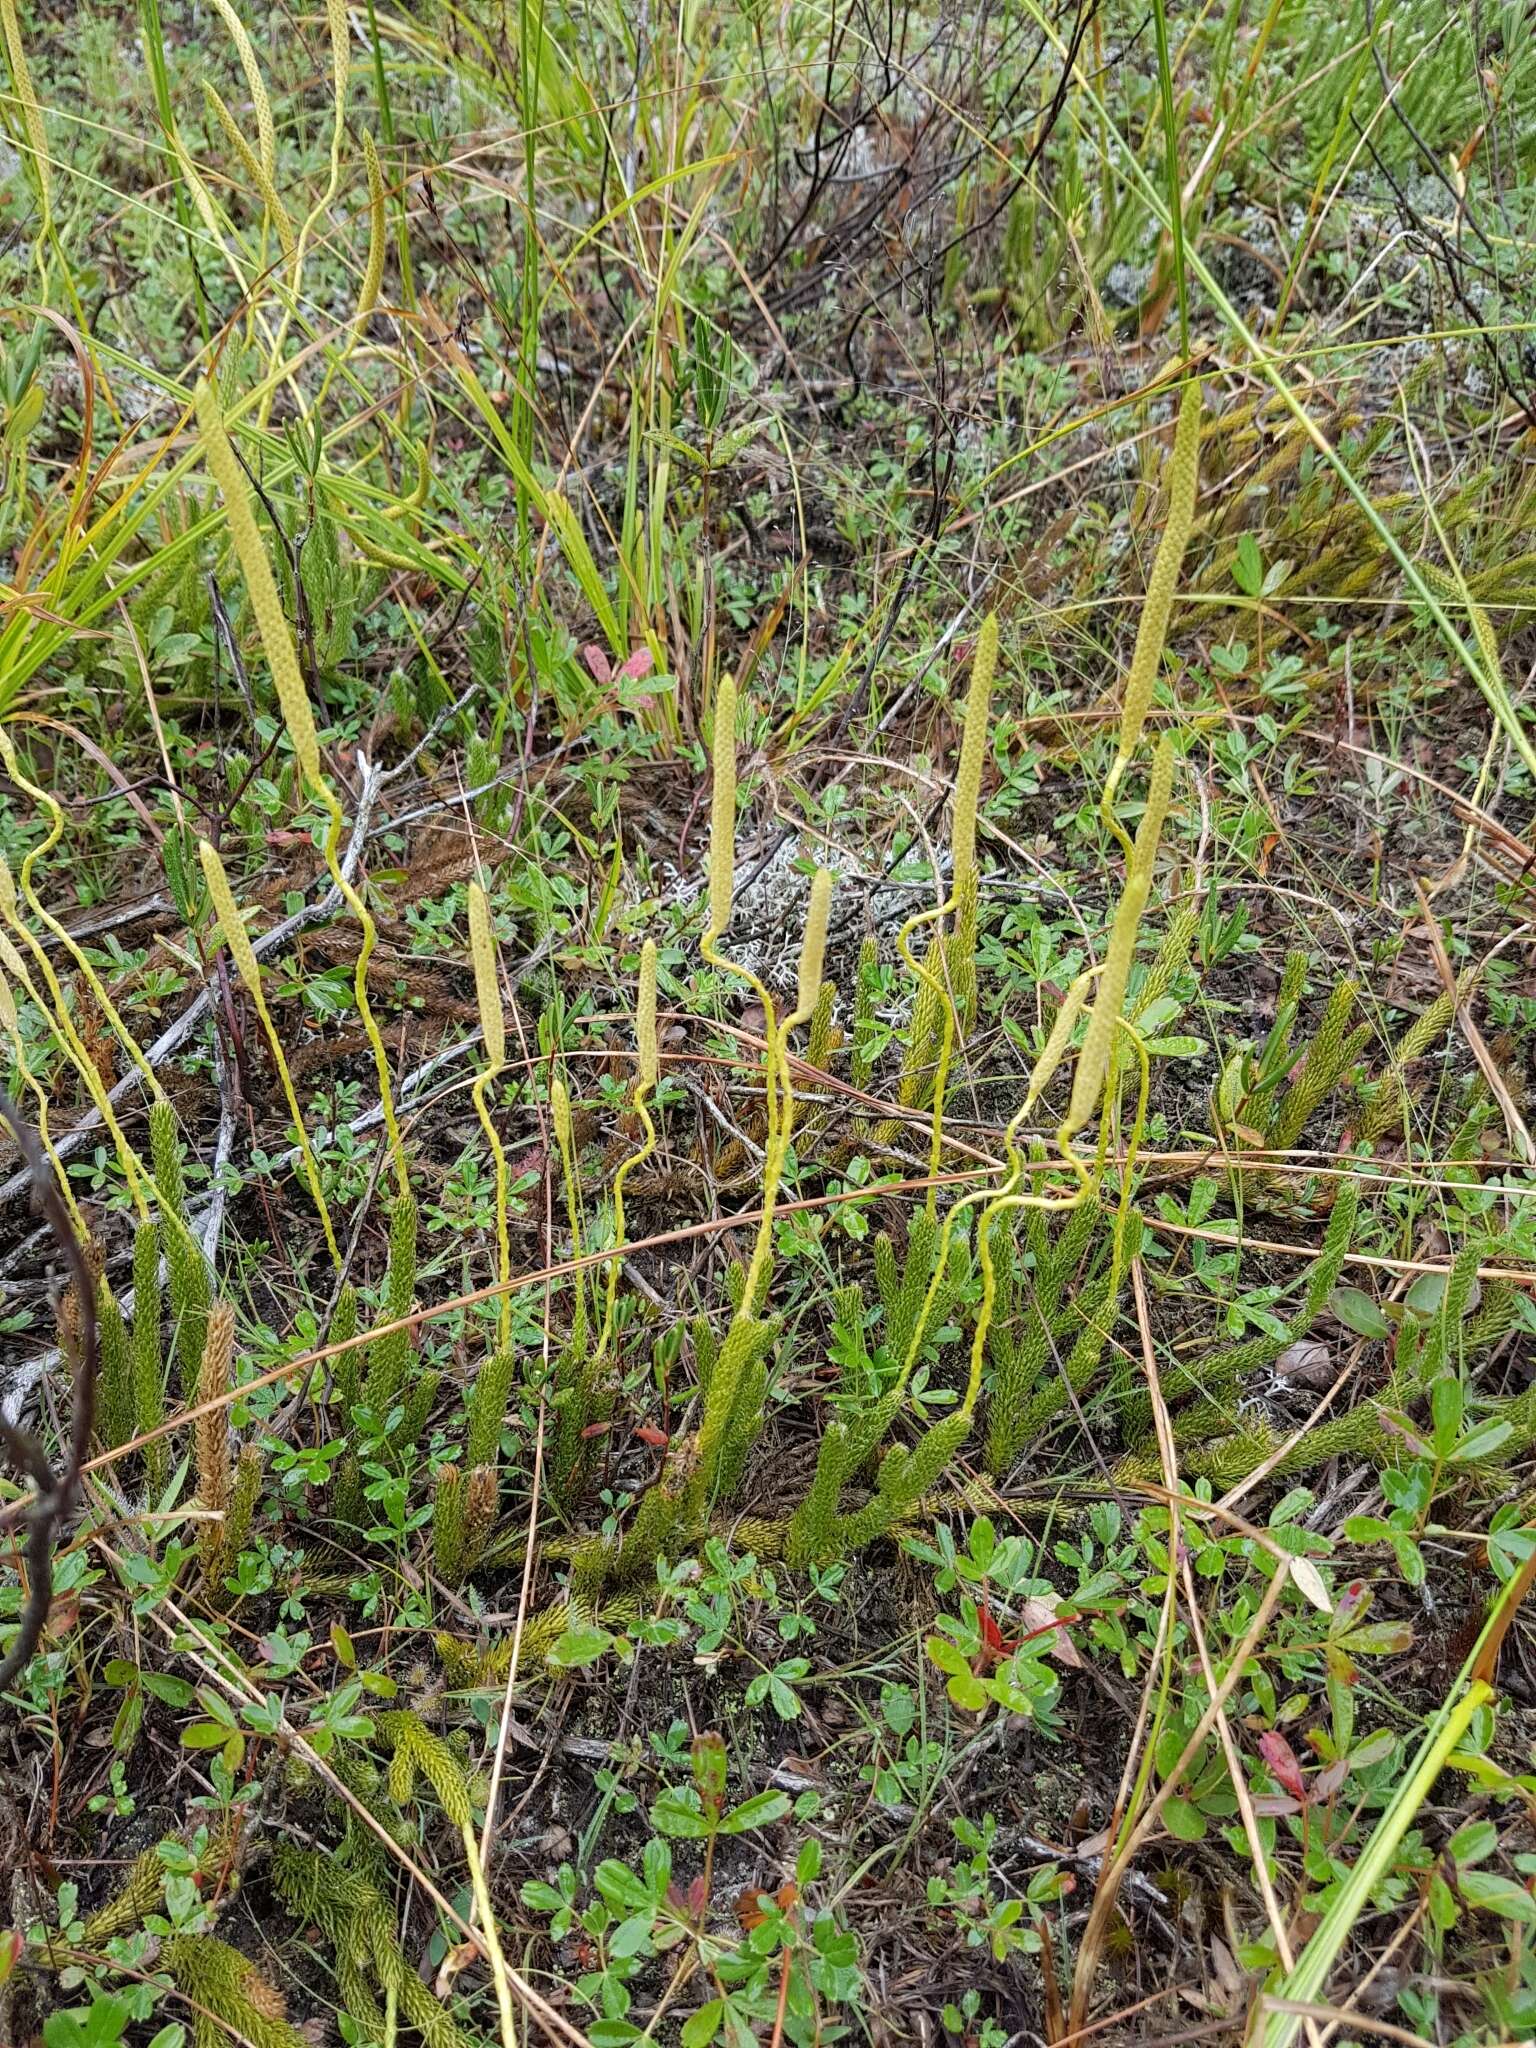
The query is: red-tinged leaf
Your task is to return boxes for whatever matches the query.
[1251,1792,1303,1818]
[1258,1730,1308,1804]
[1312,1757,1349,1801]
[734,1880,797,1932]
[580,1421,612,1440]
[583,644,612,683]
[619,647,654,680]
[686,1874,708,1916]
[978,1603,1008,1655]
[1324,1642,1359,1686]
[1334,1579,1370,1627]
[1015,1598,1087,1670]
[434,1940,481,1998]
[634,1424,671,1448]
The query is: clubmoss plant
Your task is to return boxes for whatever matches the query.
[164,1936,309,2048]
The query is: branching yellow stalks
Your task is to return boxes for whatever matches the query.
[0,732,169,1113]
[468,882,511,1345]
[199,839,339,1265]
[0,907,150,1216]
[0,957,84,1236]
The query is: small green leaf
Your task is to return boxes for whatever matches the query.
[547,1627,614,1669]
[723,1790,792,1835]
[1448,1820,1498,1869]
[1431,1375,1463,1457]
[1328,1287,1391,1340]
[651,1791,711,1839]
[1452,1418,1514,1465]
[681,1999,725,2048]
[1163,1797,1208,1842]
[181,1721,235,1750]
[1459,1869,1536,1924]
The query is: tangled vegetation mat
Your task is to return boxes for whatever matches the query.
[4,1,1536,2044]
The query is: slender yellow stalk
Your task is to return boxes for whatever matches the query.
[468,882,510,1345]
[636,935,659,1091]
[203,81,295,257]
[195,380,321,791]
[199,839,339,1265]
[550,1074,588,1344]
[794,870,832,1025]
[0,957,85,1236]
[952,611,998,889]
[207,0,276,176]
[700,677,791,1313]
[1118,382,1201,766]
[358,132,387,316]
[0,732,168,1110]
[599,939,659,1358]
[705,676,739,946]
[197,376,408,1197]
[1100,379,1201,849]
[1065,737,1176,1141]
[461,1823,519,2048]
[0,882,151,1217]
[0,0,51,244]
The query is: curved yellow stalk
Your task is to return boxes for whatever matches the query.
[260,0,350,420]
[550,1074,588,1347]
[0,956,85,1237]
[203,81,295,258]
[358,132,387,317]
[0,0,51,251]
[599,938,659,1359]
[0,730,168,1112]
[196,376,407,1198]
[1101,379,1201,844]
[0,892,150,1218]
[468,881,510,1346]
[700,678,788,1313]
[207,0,276,176]
[199,839,339,1265]
[951,610,998,891]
